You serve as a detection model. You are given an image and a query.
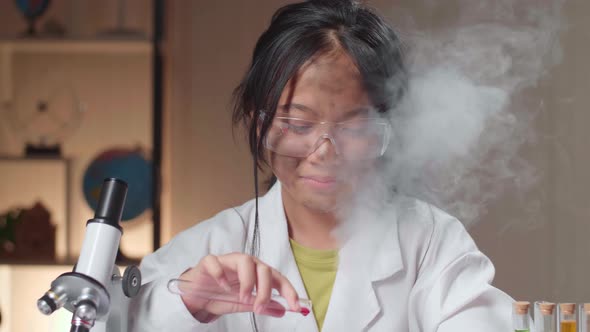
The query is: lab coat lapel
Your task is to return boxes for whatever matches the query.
[322,205,404,331]
[249,183,404,331]
[251,183,319,332]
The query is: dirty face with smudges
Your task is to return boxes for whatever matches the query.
[269,50,378,213]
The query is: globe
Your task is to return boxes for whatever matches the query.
[14,0,52,36]
[83,148,152,222]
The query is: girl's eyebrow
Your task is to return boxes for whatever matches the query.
[277,104,373,120]
[341,107,371,120]
[278,103,318,116]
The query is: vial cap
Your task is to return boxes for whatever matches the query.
[560,303,576,315]
[539,302,555,316]
[514,301,530,315]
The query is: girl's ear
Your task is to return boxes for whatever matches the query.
[256,117,261,138]
[255,110,268,140]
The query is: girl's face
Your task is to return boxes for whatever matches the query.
[269,51,378,213]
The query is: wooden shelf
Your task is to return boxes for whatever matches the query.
[0,38,152,55]
[0,38,152,106]
[0,257,140,266]
[0,258,76,266]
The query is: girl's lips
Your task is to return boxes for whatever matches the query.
[300,176,338,190]
[303,176,336,183]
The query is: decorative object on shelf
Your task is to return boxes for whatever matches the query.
[101,0,146,39]
[14,0,52,37]
[3,70,85,157]
[41,17,66,36]
[0,202,56,262]
[0,157,69,261]
[0,209,19,254]
[83,147,152,222]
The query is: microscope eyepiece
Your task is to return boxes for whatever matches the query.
[91,178,128,229]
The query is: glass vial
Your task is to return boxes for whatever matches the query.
[559,303,577,332]
[580,303,590,332]
[535,302,556,332]
[513,301,531,332]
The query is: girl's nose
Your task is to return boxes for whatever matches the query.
[308,135,339,161]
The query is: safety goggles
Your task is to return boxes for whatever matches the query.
[260,112,392,160]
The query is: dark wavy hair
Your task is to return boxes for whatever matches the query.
[231,1,407,329]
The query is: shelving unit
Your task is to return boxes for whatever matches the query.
[0,39,152,106]
[0,39,151,54]
[0,1,164,330]
[0,36,156,329]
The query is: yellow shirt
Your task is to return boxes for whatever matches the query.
[289,239,339,331]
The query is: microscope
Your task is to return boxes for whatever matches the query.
[37,178,142,332]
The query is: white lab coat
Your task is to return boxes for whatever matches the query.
[128,182,513,331]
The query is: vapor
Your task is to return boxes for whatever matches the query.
[375,0,565,227]
[336,0,565,236]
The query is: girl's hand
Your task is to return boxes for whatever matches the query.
[179,253,301,322]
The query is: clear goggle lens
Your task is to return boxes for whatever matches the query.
[260,114,392,160]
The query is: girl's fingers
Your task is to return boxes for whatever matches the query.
[271,269,300,312]
[194,253,301,317]
[254,263,272,313]
[199,255,231,291]
[260,299,287,317]
[232,255,257,303]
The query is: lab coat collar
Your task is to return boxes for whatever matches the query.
[254,182,404,331]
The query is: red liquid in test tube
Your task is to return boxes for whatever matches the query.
[167,278,312,316]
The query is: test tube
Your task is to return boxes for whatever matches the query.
[167,278,311,316]
[559,303,577,332]
[513,301,531,332]
[580,303,590,332]
[535,302,556,332]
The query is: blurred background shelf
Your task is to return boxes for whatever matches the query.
[0,259,75,266]
[0,1,160,331]
[0,39,152,54]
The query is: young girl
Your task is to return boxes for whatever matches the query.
[129,1,512,331]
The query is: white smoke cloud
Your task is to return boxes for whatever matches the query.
[364,0,564,227]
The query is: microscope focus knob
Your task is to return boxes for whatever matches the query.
[122,265,142,298]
